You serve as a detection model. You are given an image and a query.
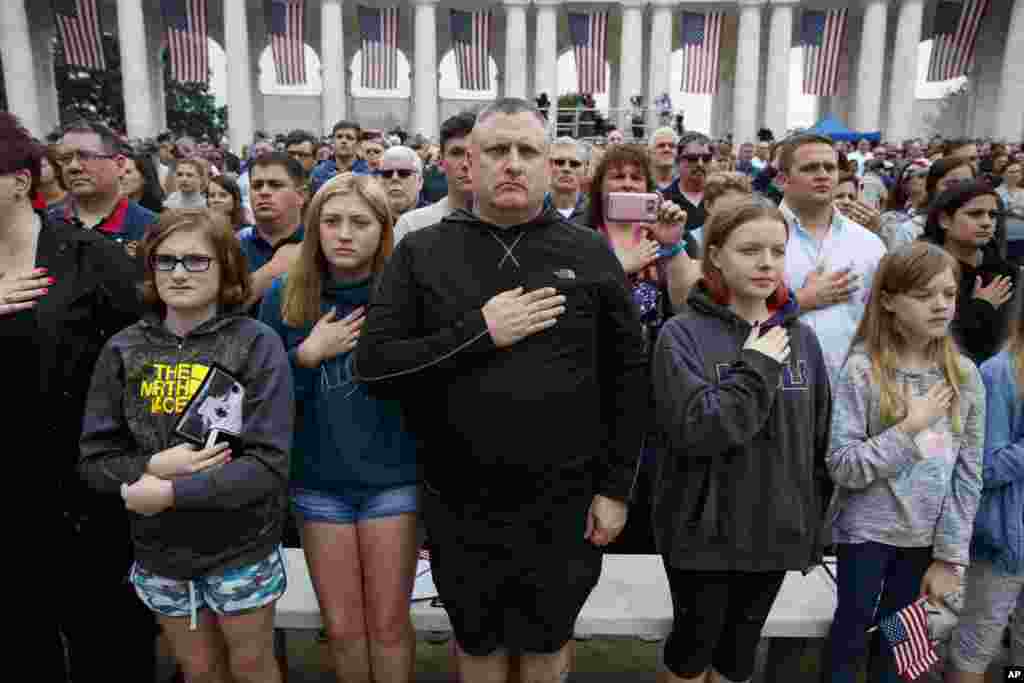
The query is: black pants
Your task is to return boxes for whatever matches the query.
[59,514,158,682]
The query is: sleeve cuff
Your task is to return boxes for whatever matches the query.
[172,473,212,510]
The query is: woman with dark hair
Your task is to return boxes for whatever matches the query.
[121,153,165,213]
[888,157,976,250]
[921,181,1019,365]
[207,173,249,231]
[0,113,148,682]
[879,163,930,247]
[581,145,700,558]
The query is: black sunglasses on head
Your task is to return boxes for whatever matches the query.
[374,169,416,179]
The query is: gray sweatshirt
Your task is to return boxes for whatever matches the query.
[826,346,985,566]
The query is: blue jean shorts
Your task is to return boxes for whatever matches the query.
[291,484,419,525]
[130,547,287,630]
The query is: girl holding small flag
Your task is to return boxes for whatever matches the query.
[824,242,985,683]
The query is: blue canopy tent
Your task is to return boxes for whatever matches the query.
[805,116,881,143]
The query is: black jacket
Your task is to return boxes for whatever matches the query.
[12,215,144,519]
[352,207,649,510]
[651,285,833,572]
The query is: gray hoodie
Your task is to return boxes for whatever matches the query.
[79,313,294,579]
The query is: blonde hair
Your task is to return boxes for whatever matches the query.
[1005,300,1024,396]
[704,172,752,208]
[849,242,966,431]
[281,173,394,327]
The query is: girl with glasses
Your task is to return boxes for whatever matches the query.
[258,173,419,683]
[80,208,295,683]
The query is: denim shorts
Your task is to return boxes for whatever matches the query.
[291,484,419,525]
[130,547,287,630]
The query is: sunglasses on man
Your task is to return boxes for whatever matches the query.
[679,153,713,164]
[551,158,583,169]
[374,169,417,179]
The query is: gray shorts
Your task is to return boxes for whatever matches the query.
[950,560,1024,674]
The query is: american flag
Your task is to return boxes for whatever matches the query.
[161,0,208,84]
[52,0,106,71]
[879,600,940,681]
[568,11,607,95]
[269,0,307,85]
[927,0,990,82]
[359,6,399,90]
[450,10,491,91]
[800,9,848,96]
[680,11,722,94]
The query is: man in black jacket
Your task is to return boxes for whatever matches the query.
[353,98,649,683]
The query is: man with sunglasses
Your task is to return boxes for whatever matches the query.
[375,146,425,218]
[51,121,158,257]
[544,137,589,222]
[661,132,711,233]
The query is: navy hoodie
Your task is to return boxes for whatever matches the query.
[651,284,833,572]
[351,207,649,515]
[259,275,418,493]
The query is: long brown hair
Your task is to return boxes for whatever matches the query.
[282,172,394,327]
[701,200,791,308]
[1004,296,1024,395]
[848,242,966,431]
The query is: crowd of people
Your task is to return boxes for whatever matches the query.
[1,96,1023,683]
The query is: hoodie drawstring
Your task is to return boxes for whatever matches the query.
[189,580,198,631]
[488,230,526,269]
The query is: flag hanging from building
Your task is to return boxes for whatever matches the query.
[680,11,723,94]
[161,0,208,84]
[927,0,990,81]
[879,599,940,681]
[359,6,399,90]
[52,0,107,71]
[450,10,491,91]
[268,0,307,85]
[800,8,848,96]
[568,11,607,94]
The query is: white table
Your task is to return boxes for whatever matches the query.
[276,549,837,640]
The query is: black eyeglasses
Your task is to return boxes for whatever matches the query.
[153,254,214,273]
[679,154,713,164]
[374,169,416,179]
[551,158,583,169]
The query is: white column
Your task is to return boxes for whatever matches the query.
[995,0,1024,140]
[0,1,42,135]
[647,0,673,134]
[733,0,764,144]
[117,0,156,138]
[886,0,923,141]
[412,0,438,136]
[852,0,889,132]
[224,0,255,155]
[617,0,645,132]
[534,0,559,103]
[764,0,795,137]
[504,0,529,98]
[321,0,347,133]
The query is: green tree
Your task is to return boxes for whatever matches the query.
[163,49,227,142]
[54,33,125,132]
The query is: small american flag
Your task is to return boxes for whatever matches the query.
[52,0,106,71]
[269,0,307,85]
[800,9,848,96]
[927,0,990,82]
[568,11,607,95]
[161,0,208,84]
[359,6,399,91]
[680,11,722,94]
[879,599,940,681]
[450,10,491,92]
